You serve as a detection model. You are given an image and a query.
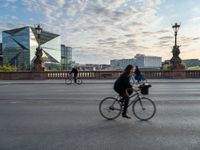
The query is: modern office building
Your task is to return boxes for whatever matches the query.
[110,58,136,69]
[61,45,72,70]
[2,26,61,70]
[0,43,2,66]
[110,54,162,70]
[135,54,161,68]
[77,64,110,71]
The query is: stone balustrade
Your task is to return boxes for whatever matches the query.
[0,70,200,80]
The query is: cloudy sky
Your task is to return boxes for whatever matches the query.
[0,0,200,64]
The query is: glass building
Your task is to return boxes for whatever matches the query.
[61,45,72,70]
[2,26,61,70]
[0,43,2,66]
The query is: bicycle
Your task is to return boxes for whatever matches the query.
[99,84,156,121]
[65,75,83,85]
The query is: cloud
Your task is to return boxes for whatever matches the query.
[0,22,19,31]
[56,0,65,8]
[189,16,200,23]
[0,0,200,63]
[159,36,173,40]
[192,37,200,40]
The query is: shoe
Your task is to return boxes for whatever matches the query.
[122,114,131,119]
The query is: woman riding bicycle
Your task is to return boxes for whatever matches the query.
[114,64,138,119]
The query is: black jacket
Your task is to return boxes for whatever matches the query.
[70,68,78,76]
[114,74,132,95]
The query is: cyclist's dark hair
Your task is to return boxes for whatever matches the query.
[121,64,134,77]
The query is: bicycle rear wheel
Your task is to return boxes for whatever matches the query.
[132,97,156,121]
[99,97,122,120]
[65,78,72,85]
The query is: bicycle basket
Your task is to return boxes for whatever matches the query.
[139,83,151,95]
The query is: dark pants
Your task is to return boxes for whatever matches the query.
[74,74,77,83]
[119,89,133,115]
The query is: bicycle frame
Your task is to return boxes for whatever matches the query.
[66,75,79,81]
[127,92,141,108]
[111,92,144,113]
[108,92,141,113]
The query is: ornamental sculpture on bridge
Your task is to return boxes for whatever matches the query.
[32,24,45,72]
[170,23,185,71]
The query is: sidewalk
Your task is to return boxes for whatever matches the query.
[0,79,200,85]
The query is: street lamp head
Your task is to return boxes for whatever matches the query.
[35,24,42,35]
[172,22,181,33]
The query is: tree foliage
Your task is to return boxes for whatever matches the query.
[187,66,200,70]
[0,65,17,72]
[161,64,170,71]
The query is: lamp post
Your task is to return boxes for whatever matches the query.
[32,24,45,72]
[170,22,183,71]
[172,23,180,47]
[35,24,42,46]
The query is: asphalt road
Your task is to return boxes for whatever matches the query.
[0,80,200,150]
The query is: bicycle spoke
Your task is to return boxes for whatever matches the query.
[76,79,82,85]
[65,79,72,85]
[99,97,122,120]
[132,97,156,121]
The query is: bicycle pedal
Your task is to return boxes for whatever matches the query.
[119,99,124,103]
[120,102,124,106]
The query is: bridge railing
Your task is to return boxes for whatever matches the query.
[44,71,122,79]
[0,70,200,80]
[186,70,200,78]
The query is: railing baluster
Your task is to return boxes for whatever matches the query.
[0,70,200,79]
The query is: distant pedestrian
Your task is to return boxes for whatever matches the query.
[134,66,143,83]
[70,67,78,83]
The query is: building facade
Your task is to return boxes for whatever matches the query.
[135,54,161,69]
[61,45,72,70]
[110,54,162,70]
[2,26,61,70]
[0,43,2,66]
[110,58,135,69]
[77,64,110,71]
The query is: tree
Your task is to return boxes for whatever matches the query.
[0,65,17,72]
[181,62,187,70]
[161,64,170,71]
[20,63,28,71]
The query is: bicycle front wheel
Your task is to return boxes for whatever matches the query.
[65,78,72,85]
[132,97,156,121]
[76,79,82,85]
[99,97,122,120]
